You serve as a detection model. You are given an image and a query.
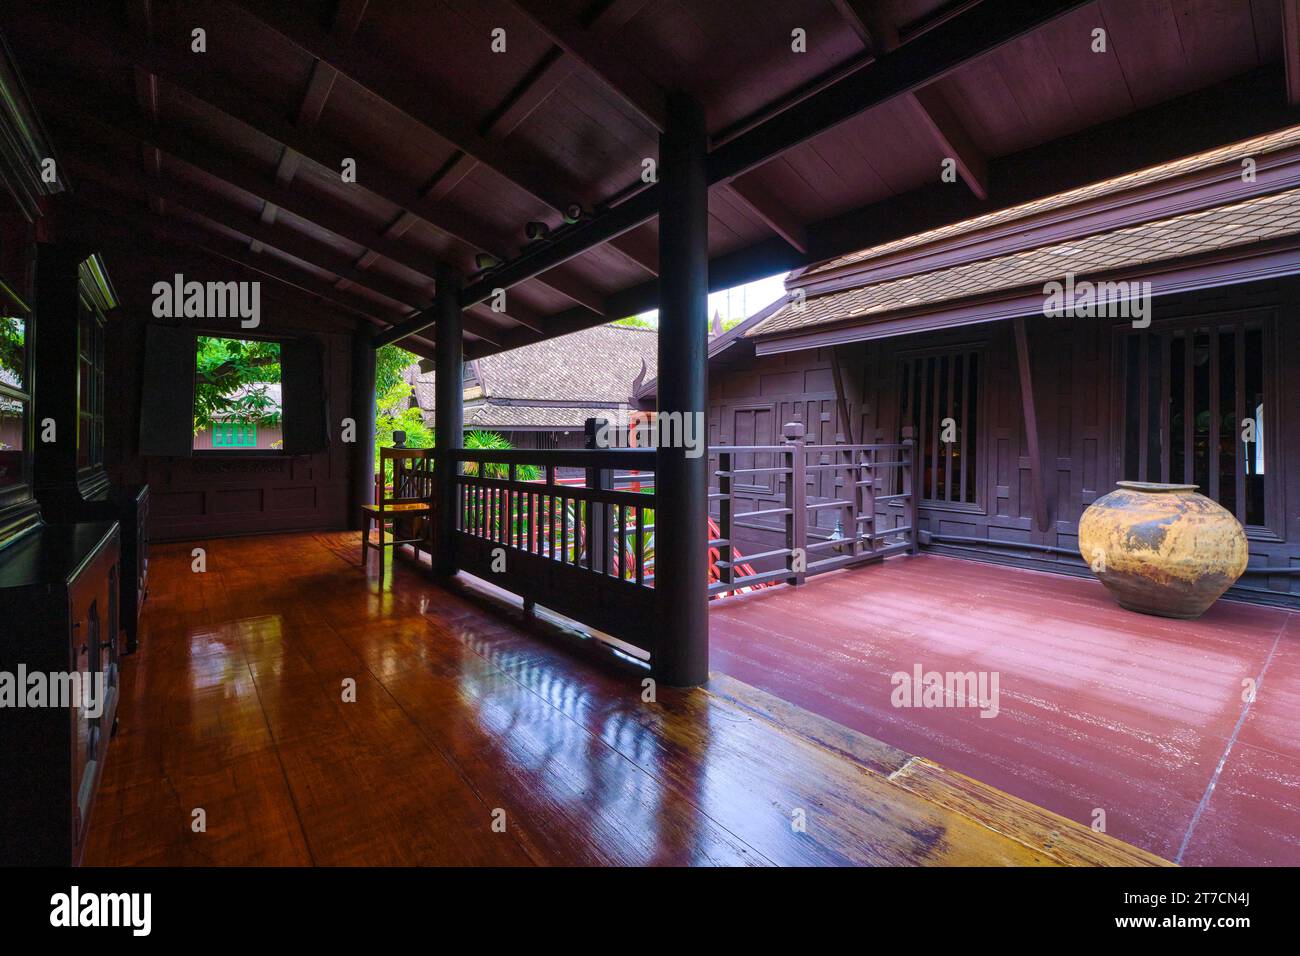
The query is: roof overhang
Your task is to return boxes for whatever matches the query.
[754,234,1300,355]
[11,0,1293,360]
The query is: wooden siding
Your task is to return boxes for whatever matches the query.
[105,261,356,542]
[710,276,1300,606]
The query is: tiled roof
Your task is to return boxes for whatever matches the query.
[753,187,1300,338]
[463,404,624,430]
[804,124,1300,277]
[410,323,656,429]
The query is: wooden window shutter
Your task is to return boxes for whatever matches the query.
[138,325,196,457]
[280,336,329,454]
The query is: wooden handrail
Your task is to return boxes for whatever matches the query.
[707,431,917,593]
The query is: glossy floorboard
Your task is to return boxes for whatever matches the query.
[711,554,1300,866]
[85,532,1166,866]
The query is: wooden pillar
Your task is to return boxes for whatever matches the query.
[349,328,376,529]
[654,92,709,687]
[433,268,463,578]
[31,240,84,520]
[1012,316,1050,532]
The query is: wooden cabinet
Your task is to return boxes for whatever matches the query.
[0,520,121,865]
[76,484,149,653]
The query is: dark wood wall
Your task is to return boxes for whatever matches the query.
[105,258,362,543]
[709,276,1300,607]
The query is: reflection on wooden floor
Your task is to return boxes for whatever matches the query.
[84,532,1169,866]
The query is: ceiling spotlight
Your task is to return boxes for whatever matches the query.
[474,252,501,271]
[563,204,585,224]
[524,220,550,241]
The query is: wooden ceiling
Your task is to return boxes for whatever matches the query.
[5,0,1298,359]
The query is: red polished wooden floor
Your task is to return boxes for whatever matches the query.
[84,532,1167,866]
[709,554,1300,866]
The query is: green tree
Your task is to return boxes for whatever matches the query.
[193,335,281,433]
[375,343,417,397]
[0,316,23,385]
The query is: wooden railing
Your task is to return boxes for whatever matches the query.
[710,423,916,597]
[450,447,658,654]
[370,431,914,644]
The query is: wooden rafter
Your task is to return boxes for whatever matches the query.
[61,152,432,311]
[226,0,579,213]
[1284,0,1300,105]
[507,0,810,255]
[33,5,610,318]
[830,0,988,199]
[722,180,808,254]
[505,0,665,130]
[73,189,392,324]
[70,180,511,348]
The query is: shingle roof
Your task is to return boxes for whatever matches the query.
[804,124,1300,278]
[753,187,1300,338]
[410,323,657,430]
[463,404,624,430]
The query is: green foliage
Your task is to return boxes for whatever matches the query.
[375,343,417,398]
[194,335,281,432]
[374,378,432,481]
[0,316,24,386]
[611,314,656,329]
[462,429,540,481]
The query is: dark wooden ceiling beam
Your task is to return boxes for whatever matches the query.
[399,0,1091,334]
[505,0,812,254]
[60,150,434,312]
[30,11,492,248]
[72,3,613,317]
[722,180,808,254]
[1284,0,1300,105]
[826,0,991,198]
[104,243,383,338]
[42,87,538,344]
[505,0,665,130]
[72,188,394,324]
[708,0,1088,184]
[36,85,446,282]
[452,65,1300,358]
[226,0,580,214]
[124,0,165,216]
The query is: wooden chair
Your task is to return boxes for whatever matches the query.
[361,447,434,583]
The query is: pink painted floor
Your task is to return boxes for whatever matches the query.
[708,554,1300,865]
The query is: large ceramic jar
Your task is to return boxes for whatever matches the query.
[1077,481,1248,619]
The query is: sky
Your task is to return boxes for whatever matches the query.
[630,271,788,326]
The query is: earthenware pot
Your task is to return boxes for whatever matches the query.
[1077,481,1248,619]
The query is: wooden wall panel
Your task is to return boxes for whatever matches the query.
[708,276,1300,607]
[105,264,359,543]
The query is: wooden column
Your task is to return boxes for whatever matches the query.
[655,92,709,687]
[349,327,377,529]
[31,240,84,520]
[1012,316,1050,532]
[433,268,463,578]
